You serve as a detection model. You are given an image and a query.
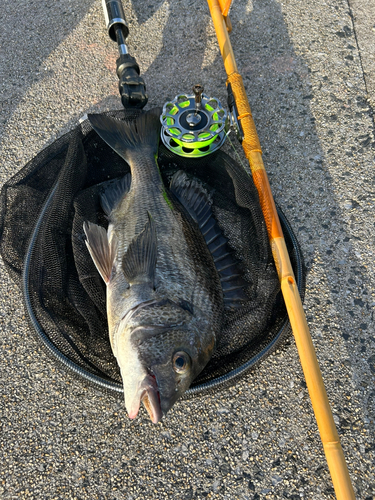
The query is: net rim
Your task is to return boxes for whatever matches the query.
[21,170,304,397]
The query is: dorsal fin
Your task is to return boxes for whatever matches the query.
[170,170,248,309]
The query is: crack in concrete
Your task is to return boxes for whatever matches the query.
[347,0,375,144]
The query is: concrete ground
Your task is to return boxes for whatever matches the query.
[0,0,374,498]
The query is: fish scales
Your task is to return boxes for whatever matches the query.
[111,161,196,296]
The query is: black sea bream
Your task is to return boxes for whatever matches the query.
[84,109,225,423]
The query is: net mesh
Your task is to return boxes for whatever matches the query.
[0,109,304,391]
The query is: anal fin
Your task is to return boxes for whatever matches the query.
[100,173,131,216]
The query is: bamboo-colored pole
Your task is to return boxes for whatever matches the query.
[218,0,232,16]
[206,1,356,498]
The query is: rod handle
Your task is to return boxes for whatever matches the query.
[102,0,129,41]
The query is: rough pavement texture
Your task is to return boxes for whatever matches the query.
[0,0,374,499]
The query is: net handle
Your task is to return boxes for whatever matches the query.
[206,1,355,498]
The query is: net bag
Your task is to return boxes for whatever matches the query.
[0,108,305,395]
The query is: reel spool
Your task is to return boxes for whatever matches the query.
[160,85,228,157]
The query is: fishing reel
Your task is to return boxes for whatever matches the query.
[160,85,228,157]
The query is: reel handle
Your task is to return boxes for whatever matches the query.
[193,84,204,111]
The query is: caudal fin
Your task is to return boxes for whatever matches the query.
[88,108,162,163]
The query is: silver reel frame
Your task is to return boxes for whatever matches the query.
[160,93,228,157]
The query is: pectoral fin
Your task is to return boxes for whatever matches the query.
[122,214,157,287]
[83,221,117,284]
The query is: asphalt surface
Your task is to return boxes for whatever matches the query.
[1,0,374,499]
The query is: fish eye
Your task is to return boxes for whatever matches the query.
[172,351,191,374]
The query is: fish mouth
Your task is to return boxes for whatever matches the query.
[127,373,162,424]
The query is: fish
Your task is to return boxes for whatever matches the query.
[83,108,227,423]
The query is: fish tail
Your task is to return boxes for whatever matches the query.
[88,108,162,163]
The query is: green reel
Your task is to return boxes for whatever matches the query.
[160,86,228,157]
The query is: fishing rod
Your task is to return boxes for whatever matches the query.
[98,0,353,494]
[101,0,354,494]
[206,0,355,498]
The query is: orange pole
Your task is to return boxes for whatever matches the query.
[218,0,232,16]
[206,1,356,499]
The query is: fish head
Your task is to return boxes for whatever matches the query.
[114,299,216,423]
[137,323,216,417]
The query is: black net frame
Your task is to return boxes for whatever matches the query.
[0,109,305,396]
